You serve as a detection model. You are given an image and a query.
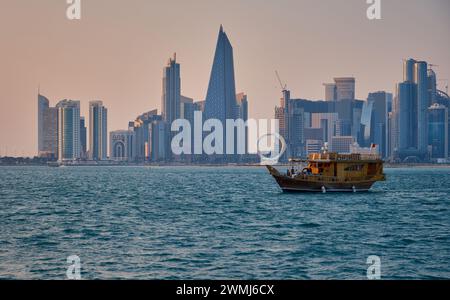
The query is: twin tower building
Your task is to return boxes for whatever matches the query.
[38,26,248,162]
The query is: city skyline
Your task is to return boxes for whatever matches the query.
[1,0,449,157]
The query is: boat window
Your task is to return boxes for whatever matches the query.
[344,164,364,171]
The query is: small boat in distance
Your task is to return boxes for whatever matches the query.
[266,147,385,193]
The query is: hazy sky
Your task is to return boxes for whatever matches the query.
[0,0,449,156]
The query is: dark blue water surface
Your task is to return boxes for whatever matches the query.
[0,166,449,279]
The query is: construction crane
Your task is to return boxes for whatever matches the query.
[275,71,287,92]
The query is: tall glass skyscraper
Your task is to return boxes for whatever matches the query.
[89,101,108,161]
[162,53,181,125]
[204,26,238,160]
[415,61,429,152]
[37,94,58,158]
[428,104,448,159]
[367,92,389,158]
[205,25,238,124]
[80,116,87,159]
[393,59,430,160]
[56,100,81,161]
[334,77,356,101]
[394,81,417,152]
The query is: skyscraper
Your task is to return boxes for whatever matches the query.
[162,53,181,125]
[323,83,337,101]
[415,61,429,153]
[428,104,448,160]
[89,101,108,161]
[393,59,430,160]
[80,116,87,159]
[236,93,248,121]
[394,81,417,153]
[56,100,81,161]
[334,77,356,101]
[37,94,58,158]
[205,25,237,122]
[180,95,194,124]
[367,92,389,158]
[204,25,239,160]
[236,93,249,154]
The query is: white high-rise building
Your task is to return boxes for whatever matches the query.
[56,100,81,161]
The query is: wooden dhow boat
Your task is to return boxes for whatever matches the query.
[266,150,385,193]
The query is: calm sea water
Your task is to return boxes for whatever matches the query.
[0,166,449,280]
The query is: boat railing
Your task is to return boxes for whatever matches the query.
[293,174,382,182]
[307,152,381,161]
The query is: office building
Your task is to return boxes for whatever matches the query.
[323,83,337,101]
[162,53,181,125]
[80,116,87,159]
[89,101,108,160]
[37,94,58,158]
[428,104,448,160]
[392,59,430,160]
[204,25,238,161]
[367,92,389,158]
[334,77,356,101]
[150,119,169,161]
[236,93,249,154]
[331,136,355,154]
[56,100,81,161]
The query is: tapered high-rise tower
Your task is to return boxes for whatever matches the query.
[204,25,238,123]
[204,26,238,161]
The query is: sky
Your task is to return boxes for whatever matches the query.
[0,0,449,157]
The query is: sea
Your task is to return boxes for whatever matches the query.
[0,166,449,279]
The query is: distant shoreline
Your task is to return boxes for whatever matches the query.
[1,163,450,168]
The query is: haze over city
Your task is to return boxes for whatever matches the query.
[0,0,449,157]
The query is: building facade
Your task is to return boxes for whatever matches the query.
[56,100,81,161]
[334,77,356,101]
[162,54,181,125]
[37,94,58,158]
[80,116,87,159]
[428,104,448,160]
[89,101,108,160]
[323,83,337,101]
[393,59,430,160]
[204,26,238,161]
[110,130,136,162]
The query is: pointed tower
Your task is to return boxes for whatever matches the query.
[204,25,238,122]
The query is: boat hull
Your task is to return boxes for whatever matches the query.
[266,165,380,193]
[272,175,375,192]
